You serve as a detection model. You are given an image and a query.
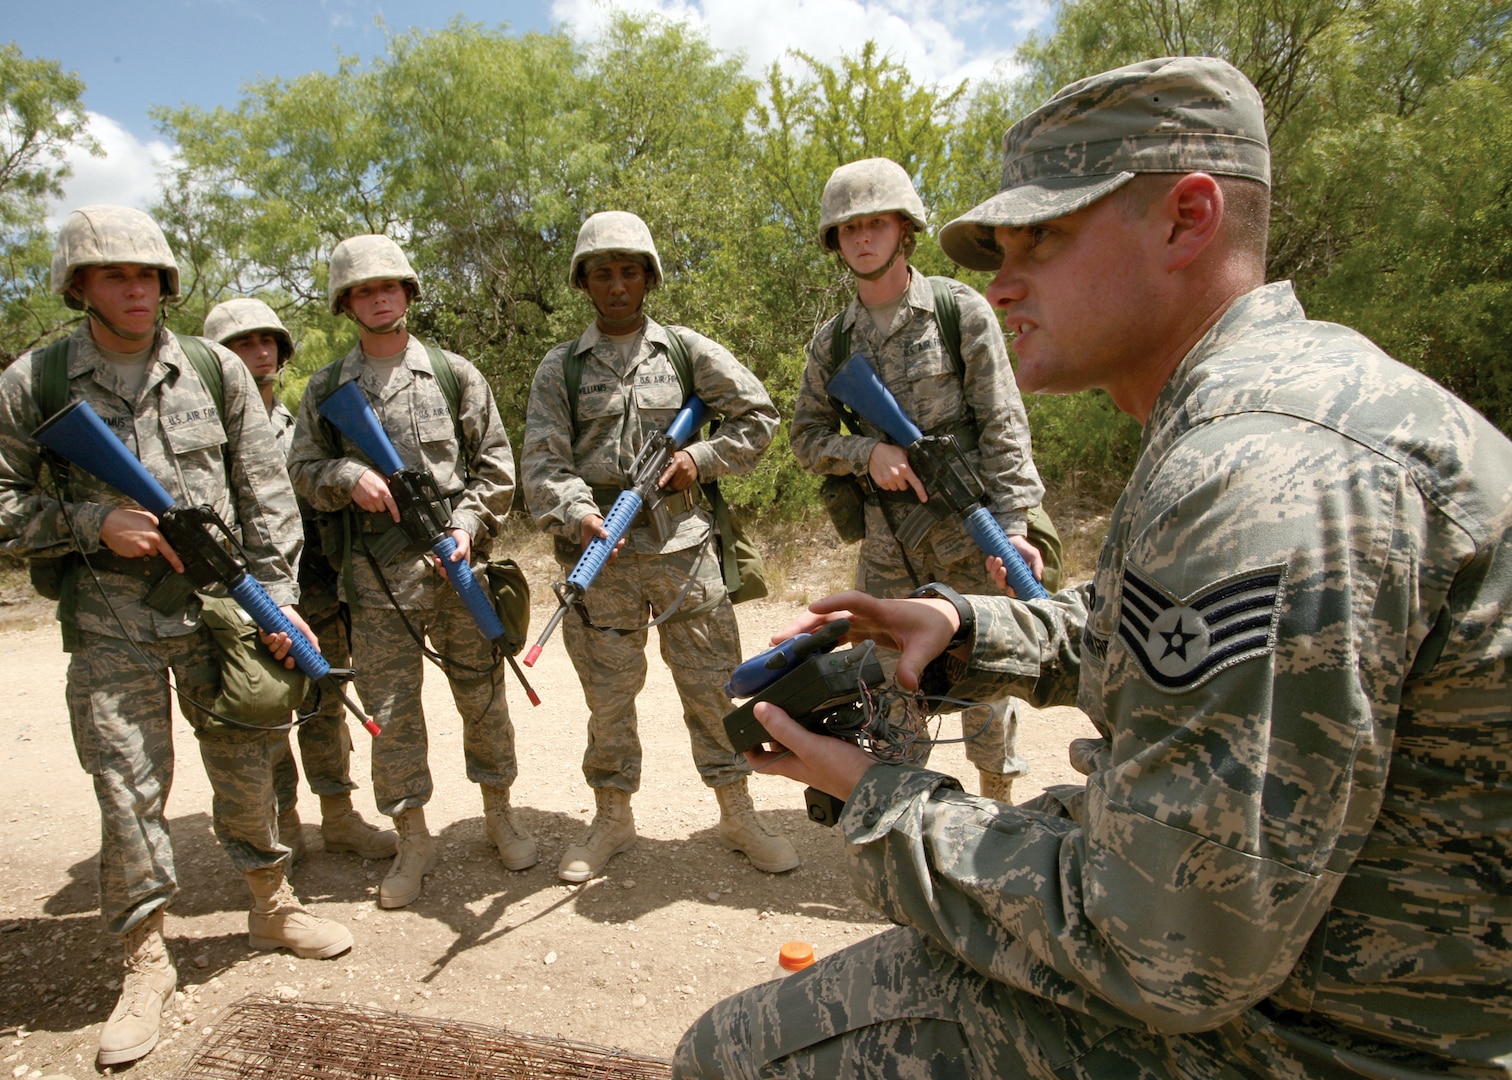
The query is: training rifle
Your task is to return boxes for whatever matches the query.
[33,399,379,735]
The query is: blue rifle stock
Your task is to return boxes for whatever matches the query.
[32,399,380,735]
[316,380,540,705]
[825,353,1050,601]
[524,396,707,667]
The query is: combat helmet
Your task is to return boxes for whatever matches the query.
[327,234,421,316]
[50,205,181,311]
[204,298,294,365]
[568,211,664,290]
[818,158,928,252]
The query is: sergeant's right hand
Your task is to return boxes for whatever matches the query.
[351,468,400,521]
[581,514,627,560]
[100,507,184,573]
[771,590,959,692]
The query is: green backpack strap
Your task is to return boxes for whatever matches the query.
[33,338,72,419]
[172,333,225,415]
[563,328,695,437]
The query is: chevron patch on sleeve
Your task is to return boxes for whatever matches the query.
[1117,565,1285,692]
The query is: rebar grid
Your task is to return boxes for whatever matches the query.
[172,997,672,1080]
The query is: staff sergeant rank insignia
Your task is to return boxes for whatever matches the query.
[1118,565,1285,692]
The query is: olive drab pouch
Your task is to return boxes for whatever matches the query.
[484,558,531,656]
[819,475,868,543]
[198,594,309,727]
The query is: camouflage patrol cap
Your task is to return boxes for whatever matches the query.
[818,158,928,251]
[939,56,1270,270]
[569,211,664,290]
[327,234,421,315]
[204,297,294,364]
[50,204,181,310]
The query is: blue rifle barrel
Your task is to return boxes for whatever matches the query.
[317,380,510,642]
[31,400,379,731]
[826,353,1050,601]
[523,396,707,667]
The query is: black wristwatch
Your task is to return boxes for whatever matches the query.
[909,581,975,650]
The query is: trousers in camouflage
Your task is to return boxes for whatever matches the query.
[347,563,519,816]
[857,540,1027,778]
[559,534,748,792]
[67,629,287,936]
[272,597,357,808]
[673,921,1375,1080]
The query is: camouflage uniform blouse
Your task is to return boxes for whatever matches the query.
[287,338,515,603]
[791,269,1044,563]
[0,325,301,641]
[521,318,777,556]
[840,283,1512,1072]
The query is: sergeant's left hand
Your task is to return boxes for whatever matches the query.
[259,605,318,670]
[657,449,699,492]
[746,700,873,802]
[434,527,472,571]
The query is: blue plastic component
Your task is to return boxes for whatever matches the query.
[434,533,507,639]
[33,401,175,515]
[962,507,1050,600]
[316,381,406,476]
[228,574,332,679]
[567,489,644,594]
[826,354,924,447]
[723,618,851,699]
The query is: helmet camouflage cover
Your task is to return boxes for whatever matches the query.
[204,297,294,364]
[568,211,664,290]
[818,158,928,251]
[327,234,421,315]
[50,204,181,311]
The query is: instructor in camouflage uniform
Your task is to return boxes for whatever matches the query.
[205,297,396,866]
[790,158,1058,803]
[289,234,533,909]
[0,207,352,1069]
[522,211,796,883]
[676,57,1512,1078]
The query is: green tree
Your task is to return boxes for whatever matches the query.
[0,44,98,363]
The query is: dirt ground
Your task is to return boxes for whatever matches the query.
[0,527,1101,1078]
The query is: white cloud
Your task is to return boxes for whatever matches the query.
[551,0,1046,90]
[45,112,180,229]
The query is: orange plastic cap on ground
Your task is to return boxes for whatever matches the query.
[779,941,816,971]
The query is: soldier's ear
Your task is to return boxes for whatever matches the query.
[1161,173,1223,272]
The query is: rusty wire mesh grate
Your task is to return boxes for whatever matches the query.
[171,997,672,1079]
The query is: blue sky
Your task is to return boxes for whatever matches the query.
[8,0,1051,220]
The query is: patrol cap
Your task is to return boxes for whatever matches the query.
[204,297,294,364]
[940,56,1270,271]
[50,204,181,311]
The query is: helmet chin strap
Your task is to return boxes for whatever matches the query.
[846,238,905,282]
[350,311,409,337]
[83,301,162,345]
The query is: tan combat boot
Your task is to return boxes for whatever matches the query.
[977,769,1015,804]
[97,908,176,1067]
[319,792,398,859]
[481,786,539,871]
[246,864,354,959]
[380,806,437,909]
[278,804,306,867]
[558,787,636,883]
[716,779,800,873]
